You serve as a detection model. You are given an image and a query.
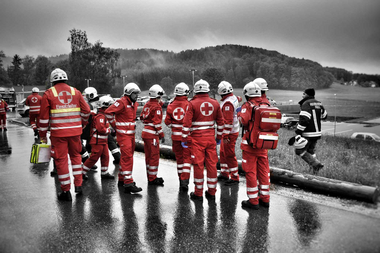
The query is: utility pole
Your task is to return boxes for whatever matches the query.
[85,79,91,88]
[190,69,197,86]
[334,94,337,137]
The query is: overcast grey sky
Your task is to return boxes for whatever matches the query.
[1,0,379,74]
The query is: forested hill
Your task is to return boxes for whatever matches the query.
[116,44,334,91]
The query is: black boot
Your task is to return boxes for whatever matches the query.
[124,182,142,193]
[75,186,83,195]
[180,179,189,192]
[241,200,259,210]
[101,172,115,179]
[58,191,72,201]
[148,177,164,186]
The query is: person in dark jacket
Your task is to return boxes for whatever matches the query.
[294,88,328,174]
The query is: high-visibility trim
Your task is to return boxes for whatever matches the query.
[51,111,80,117]
[259,134,278,140]
[171,124,183,128]
[260,184,270,189]
[248,193,258,198]
[116,129,135,134]
[51,118,81,124]
[116,122,135,126]
[262,118,282,123]
[247,187,258,191]
[50,107,81,114]
[300,111,311,118]
[207,177,217,182]
[194,178,204,183]
[93,134,108,139]
[143,129,157,134]
[39,119,49,124]
[50,125,82,130]
[58,173,70,179]
[192,121,214,126]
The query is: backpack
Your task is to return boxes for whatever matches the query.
[247,102,282,149]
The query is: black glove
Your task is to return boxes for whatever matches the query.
[111,129,116,137]
[160,137,165,144]
[288,136,296,146]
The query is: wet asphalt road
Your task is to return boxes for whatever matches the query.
[1,122,380,253]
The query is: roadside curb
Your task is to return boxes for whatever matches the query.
[135,140,379,204]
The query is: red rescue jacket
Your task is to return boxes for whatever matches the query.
[39,83,91,138]
[164,96,189,141]
[182,93,224,142]
[0,99,9,115]
[105,95,138,138]
[140,98,164,139]
[90,108,110,145]
[26,93,42,115]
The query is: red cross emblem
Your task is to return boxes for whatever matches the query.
[200,102,214,116]
[58,91,73,104]
[142,107,150,119]
[31,97,38,103]
[173,107,185,120]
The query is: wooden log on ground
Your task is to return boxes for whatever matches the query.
[270,166,379,203]
[134,139,379,203]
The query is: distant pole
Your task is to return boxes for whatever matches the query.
[334,94,337,137]
[122,76,126,86]
[190,69,197,86]
[85,79,91,88]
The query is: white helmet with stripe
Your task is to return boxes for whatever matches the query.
[99,95,114,108]
[124,82,141,96]
[174,82,190,96]
[243,81,261,97]
[50,68,68,83]
[194,79,210,93]
[218,81,233,95]
[149,84,165,98]
[253,78,269,91]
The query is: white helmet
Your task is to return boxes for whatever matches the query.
[124,82,141,96]
[218,81,233,95]
[174,82,190,96]
[253,78,269,91]
[193,79,210,93]
[50,68,68,83]
[32,87,39,93]
[294,135,308,149]
[83,87,98,100]
[243,81,261,97]
[149,84,165,98]
[99,95,114,108]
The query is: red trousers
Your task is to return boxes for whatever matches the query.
[143,137,160,182]
[192,136,218,196]
[172,140,192,181]
[50,135,82,192]
[118,135,136,185]
[242,150,270,205]
[83,143,110,176]
[29,113,39,130]
[0,114,6,129]
[219,134,239,181]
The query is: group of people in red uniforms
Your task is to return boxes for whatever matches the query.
[35,67,274,210]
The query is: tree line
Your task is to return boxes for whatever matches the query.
[1,29,379,97]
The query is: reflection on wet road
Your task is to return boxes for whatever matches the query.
[1,122,380,252]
